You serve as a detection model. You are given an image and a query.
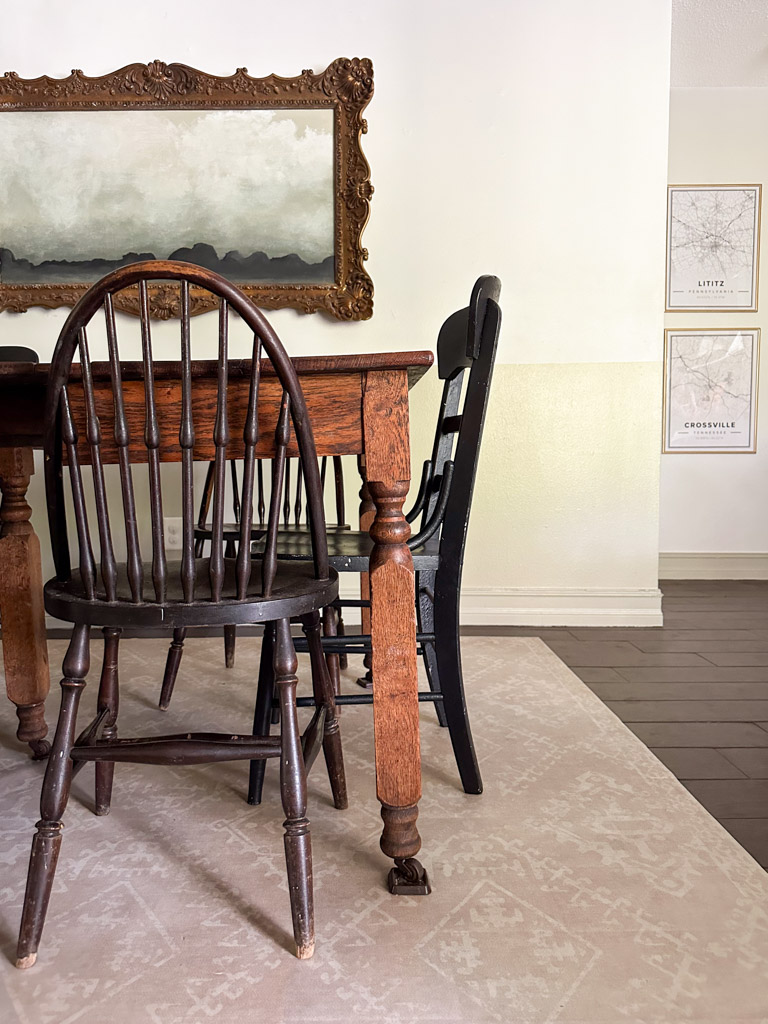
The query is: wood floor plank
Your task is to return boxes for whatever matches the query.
[606,700,768,722]
[717,819,768,866]
[682,780,768,818]
[587,682,768,701]
[717,749,768,779]
[568,628,768,643]
[569,667,626,683]
[543,641,710,667]
[661,614,768,629]
[628,640,768,654]
[615,666,768,683]
[626,722,768,747]
[699,652,768,666]
[649,747,747,779]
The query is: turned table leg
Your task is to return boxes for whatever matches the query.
[363,370,430,895]
[0,448,50,758]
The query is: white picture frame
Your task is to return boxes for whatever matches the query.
[665,185,761,312]
[663,328,760,453]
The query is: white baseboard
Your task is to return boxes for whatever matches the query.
[458,586,663,627]
[659,552,768,580]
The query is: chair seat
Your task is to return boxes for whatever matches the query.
[44,559,339,628]
[256,530,441,572]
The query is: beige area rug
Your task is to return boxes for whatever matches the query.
[1,635,768,1024]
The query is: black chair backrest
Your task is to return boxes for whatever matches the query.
[409,276,501,572]
[45,260,329,605]
[0,345,39,363]
[197,453,346,532]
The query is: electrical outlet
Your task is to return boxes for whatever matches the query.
[164,517,183,549]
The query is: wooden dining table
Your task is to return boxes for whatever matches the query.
[0,350,434,894]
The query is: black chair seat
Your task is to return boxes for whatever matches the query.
[259,530,440,572]
[45,560,338,628]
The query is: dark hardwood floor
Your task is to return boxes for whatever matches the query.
[505,580,768,868]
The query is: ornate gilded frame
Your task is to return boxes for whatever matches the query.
[0,58,374,319]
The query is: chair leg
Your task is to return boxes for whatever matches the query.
[303,612,347,810]
[247,623,275,805]
[336,606,348,671]
[224,624,236,669]
[16,624,90,969]
[274,618,314,959]
[159,627,186,710]
[95,626,121,816]
[418,574,447,727]
[322,606,342,699]
[433,590,483,795]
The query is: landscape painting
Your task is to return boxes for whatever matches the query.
[0,61,374,319]
[0,109,335,286]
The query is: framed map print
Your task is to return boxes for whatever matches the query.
[663,328,760,453]
[666,185,761,311]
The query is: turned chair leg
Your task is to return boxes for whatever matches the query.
[159,627,186,710]
[16,624,90,969]
[247,623,275,805]
[303,611,347,810]
[274,618,314,959]
[322,606,342,700]
[223,624,237,669]
[95,627,121,815]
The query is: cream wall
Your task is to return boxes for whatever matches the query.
[0,0,672,624]
[660,87,768,579]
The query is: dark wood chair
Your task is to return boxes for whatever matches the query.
[249,276,501,801]
[15,261,344,968]
[158,453,349,708]
[0,346,40,363]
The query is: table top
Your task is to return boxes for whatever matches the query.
[0,350,433,386]
[0,350,434,449]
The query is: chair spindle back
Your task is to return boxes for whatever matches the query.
[45,261,329,606]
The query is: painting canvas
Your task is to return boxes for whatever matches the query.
[0,109,335,286]
[0,60,374,319]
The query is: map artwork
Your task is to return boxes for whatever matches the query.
[663,329,760,453]
[666,186,761,311]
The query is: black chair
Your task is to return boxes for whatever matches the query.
[249,276,501,801]
[15,261,344,968]
[0,346,39,363]
[158,454,350,708]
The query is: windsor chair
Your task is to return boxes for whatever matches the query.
[158,453,349,708]
[15,261,344,968]
[249,276,501,801]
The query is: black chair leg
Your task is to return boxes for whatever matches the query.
[303,611,347,810]
[336,606,348,671]
[224,624,236,669]
[159,628,186,710]
[433,590,482,795]
[274,618,314,959]
[95,627,121,815]
[417,574,447,727]
[248,623,275,805]
[16,624,90,969]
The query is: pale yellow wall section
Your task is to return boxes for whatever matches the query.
[408,362,664,625]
